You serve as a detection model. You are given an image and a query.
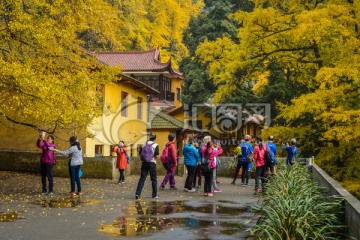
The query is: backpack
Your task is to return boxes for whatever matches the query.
[289,147,297,165]
[265,146,276,165]
[160,143,172,164]
[241,143,253,162]
[140,142,154,162]
[126,152,130,164]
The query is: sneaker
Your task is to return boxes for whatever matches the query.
[159,186,165,190]
[204,192,208,196]
[184,188,189,192]
[47,191,54,195]
[76,192,81,196]
[121,181,126,184]
[69,192,76,196]
[41,190,47,194]
[187,189,196,193]
[213,188,222,193]
[153,194,160,199]
[207,193,213,197]
[170,187,178,190]
[231,181,236,185]
[241,182,246,186]
[246,183,252,187]
[135,195,140,199]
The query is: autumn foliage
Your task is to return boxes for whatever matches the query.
[0,0,203,134]
[195,0,360,198]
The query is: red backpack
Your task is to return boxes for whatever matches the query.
[160,143,172,164]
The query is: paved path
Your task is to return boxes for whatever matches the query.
[0,171,260,240]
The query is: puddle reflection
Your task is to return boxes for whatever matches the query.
[123,200,250,216]
[32,197,100,208]
[99,201,252,237]
[0,212,23,222]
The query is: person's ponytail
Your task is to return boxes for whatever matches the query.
[70,136,81,150]
[259,142,263,150]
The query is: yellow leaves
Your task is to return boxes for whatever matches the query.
[252,71,270,94]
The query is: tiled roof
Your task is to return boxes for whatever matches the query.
[149,108,197,131]
[90,49,183,78]
[150,100,176,111]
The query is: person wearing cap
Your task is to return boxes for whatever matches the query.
[135,133,160,199]
[183,138,200,192]
[266,136,277,175]
[160,133,178,190]
[231,139,244,184]
[253,136,267,194]
[282,138,298,165]
[233,135,254,186]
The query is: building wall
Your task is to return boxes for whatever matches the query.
[171,77,183,108]
[86,82,149,157]
[0,122,87,154]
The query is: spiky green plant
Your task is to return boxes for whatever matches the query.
[248,163,346,240]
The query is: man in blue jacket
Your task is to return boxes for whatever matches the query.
[240,135,254,186]
[266,136,277,175]
[183,138,201,192]
[282,138,298,165]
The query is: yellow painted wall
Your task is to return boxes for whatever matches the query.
[0,123,87,154]
[171,77,183,108]
[86,82,148,157]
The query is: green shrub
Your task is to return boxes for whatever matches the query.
[248,163,346,240]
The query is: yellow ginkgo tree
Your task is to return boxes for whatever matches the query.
[196,0,360,196]
[0,0,121,134]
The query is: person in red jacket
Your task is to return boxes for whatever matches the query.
[36,132,56,195]
[160,134,178,190]
[112,140,128,184]
[253,136,267,194]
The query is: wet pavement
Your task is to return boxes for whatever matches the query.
[0,171,261,240]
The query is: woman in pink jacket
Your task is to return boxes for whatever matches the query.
[36,132,56,194]
[201,141,222,196]
[253,136,267,194]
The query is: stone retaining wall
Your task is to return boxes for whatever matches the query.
[0,151,185,179]
[311,164,360,240]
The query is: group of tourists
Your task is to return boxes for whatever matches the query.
[231,135,298,193]
[134,134,223,199]
[36,131,298,198]
[37,132,83,196]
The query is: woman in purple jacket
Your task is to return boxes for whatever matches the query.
[37,132,56,194]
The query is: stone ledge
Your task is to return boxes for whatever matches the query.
[312,164,360,240]
[0,152,183,179]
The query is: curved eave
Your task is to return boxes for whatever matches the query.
[118,74,159,95]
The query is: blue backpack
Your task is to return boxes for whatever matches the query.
[140,142,154,162]
[265,145,277,165]
[126,153,130,164]
[241,142,252,162]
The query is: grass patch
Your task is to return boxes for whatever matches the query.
[248,163,346,239]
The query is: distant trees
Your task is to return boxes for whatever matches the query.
[194,0,360,197]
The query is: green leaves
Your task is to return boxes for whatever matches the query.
[248,164,346,239]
